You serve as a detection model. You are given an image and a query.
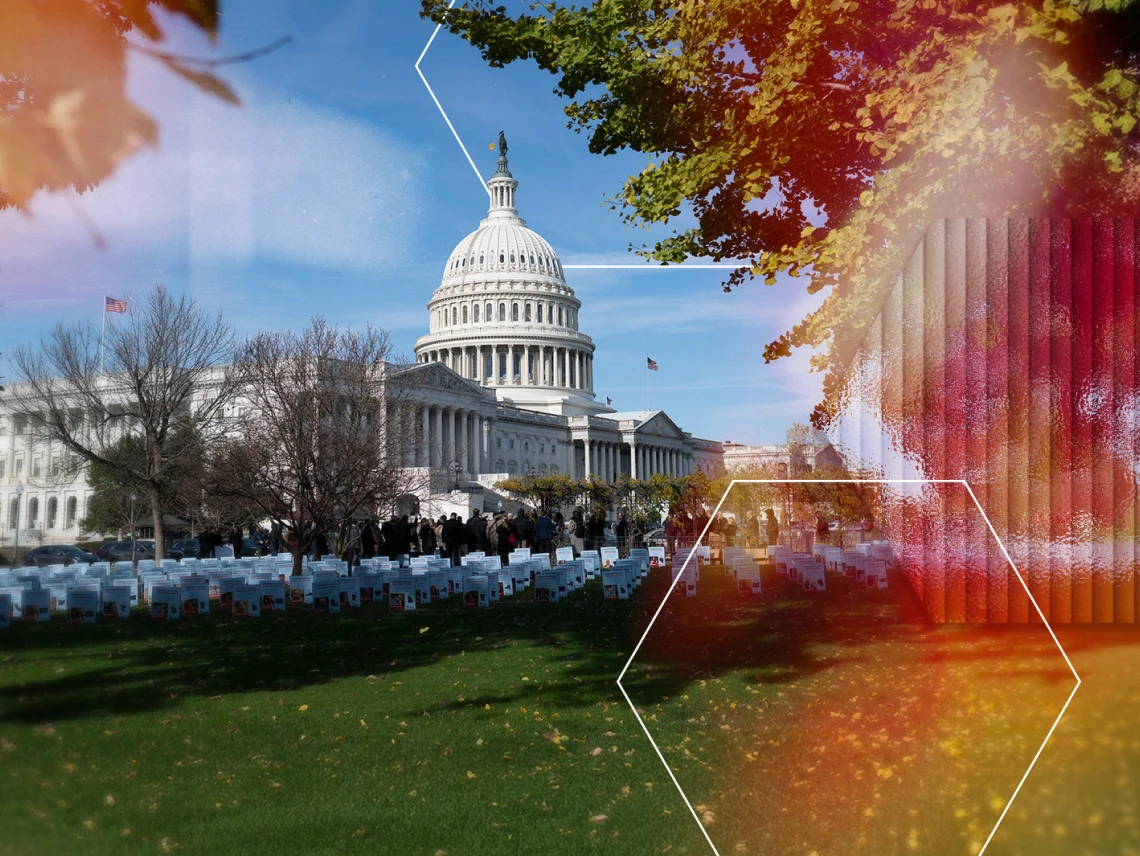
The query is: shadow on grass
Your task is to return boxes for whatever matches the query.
[1,562,1101,726]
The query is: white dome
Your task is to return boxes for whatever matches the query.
[442,221,565,285]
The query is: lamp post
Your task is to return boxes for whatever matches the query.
[452,460,462,492]
[13,481,24,565]
[129,492,138,570]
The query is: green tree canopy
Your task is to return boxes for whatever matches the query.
[422,0,1140,424]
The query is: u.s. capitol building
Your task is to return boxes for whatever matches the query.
[0,143,723,545]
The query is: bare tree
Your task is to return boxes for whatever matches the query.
[9,285,239,557]
[212,318,425,575]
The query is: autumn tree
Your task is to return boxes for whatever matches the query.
[9,285,238,557]
[422,0,1140,424]
[211,319,425,575]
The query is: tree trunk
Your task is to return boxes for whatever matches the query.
[149,488,165,560]
[292,545,305,576]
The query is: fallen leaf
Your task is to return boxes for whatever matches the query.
[299,705,309,712]
[590,814,608,823]
[420,627,430,634]
[466,771,477,779]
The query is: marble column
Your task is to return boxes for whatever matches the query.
[459,410,470,477]
[630,442,638,479]
[583,439,592,479]
[446,408,457,469]
[421,404,430,467]
[432,406,443,468]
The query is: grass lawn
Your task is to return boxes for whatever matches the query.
[3,562,1140,856]
[0,576,707,856]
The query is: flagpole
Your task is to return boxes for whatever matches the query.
[646,355,651,411]
[99,295,106,374]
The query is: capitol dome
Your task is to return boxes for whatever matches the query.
[414,136,609,417]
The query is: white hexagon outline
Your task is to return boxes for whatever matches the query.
[415,7,741,271]
[616,478,1081,856]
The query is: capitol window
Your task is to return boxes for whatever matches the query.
[558,306,563,325]
[479,254,484,264]
[499,303,506,321]
[473,304,480,322]
[452,306,458,325]
[512,303,519,321]
[462,305,468,323]
[510,253,515,263]
[529,255,534,265]
[486,302,493,321]
[524,304,531,322]
[499,253,504,263]
[537,305,543,323]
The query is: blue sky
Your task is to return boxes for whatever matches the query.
[0,0,825,445]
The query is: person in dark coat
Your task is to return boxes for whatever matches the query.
[381,517,398,560]
[495,515,513,564]
[466,510,484,553]
[514,510,532,549]
[361,520,376,559]
[766,508,780,549]
[419,517,437,555]
[614,512,628,550]
[231,524,243,559]
[534,510,552,557]
[442,513,465,566]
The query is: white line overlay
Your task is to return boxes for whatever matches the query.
[415,13,744,272]
[615,478,1081,856]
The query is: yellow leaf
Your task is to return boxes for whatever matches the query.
[299,705,309,712]
[420,627,429,634]
[466,771,477,779]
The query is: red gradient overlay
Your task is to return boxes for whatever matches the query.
[837,219,1140,622]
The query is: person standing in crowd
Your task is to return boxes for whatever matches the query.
[361,519,376,559]
[381,517,398,561]
[419,516,437,555]
[664,513,679,557]
[495,514,513,564]
[725,515,738,547]
[568,509,585,557]
[815,512,830,547]
[766,508,780,549]
[466,509,484,555]
[535,508,552,556]
[443,512,465,566]
[230,524,244,559]
[515,509,532,549]
[614,511,629,551]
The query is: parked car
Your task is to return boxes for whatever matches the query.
[171,538,199,557]
[21,544,99,567]
[95,540,184,563]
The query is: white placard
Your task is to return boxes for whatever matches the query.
[648,546,665,569]
[389,579,415,611]
[289,575,313,605]
[428,571,449,601]
[103,585,132,618]
[533,570,559,603]
[338,578,361,608]
[554,547,574,566]
[21,590,50,622]
[149,585,181,620]
[462,575,489,607]
[181,580,210,617]
[68,589,99,624]
[602,569,627,600]
[600,547,619,569]
[232,583,261,617]
[311,580,340,614]
[357,572,380,605]
[260,581,287,611]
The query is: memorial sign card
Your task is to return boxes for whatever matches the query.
[181,580,210,617]
[260,581,287,612]
[47,583,69,613]
[600,547,619,570]
[22,590,50,622]
[311,580,340,614]
[68,589,99,624]
[338,578,361,608]
[357,572,380,604]
[648,547,665,568]
[428,571,449,601]
[447,568,462,595]
[581,556,598,580]
[289,576,313,605]
[149,585,181,620]
[389,580,415,611]
[233,583,261,617]
[103,585,132,618]
[462,575,489,608]
[496,570,513,598]
[555,547,574,566]
[602,569,627,600]
[533,570,559,603]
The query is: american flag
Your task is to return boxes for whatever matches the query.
[646,356,658,371]
[105,296,127,314]
[606,397,612,406]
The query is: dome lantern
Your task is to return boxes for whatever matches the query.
[487,131,519,220]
